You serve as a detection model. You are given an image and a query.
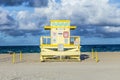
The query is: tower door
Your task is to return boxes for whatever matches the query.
[57,28,64,44]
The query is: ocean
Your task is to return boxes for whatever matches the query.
[0,45,120,54]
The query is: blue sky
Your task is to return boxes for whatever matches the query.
[109,0,120,3]
[0,0,120,46]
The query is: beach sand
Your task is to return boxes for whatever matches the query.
[0,52,120,80]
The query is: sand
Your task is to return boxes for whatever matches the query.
[0,52,120,80]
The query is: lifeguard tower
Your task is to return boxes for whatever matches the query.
[40,20,81,61]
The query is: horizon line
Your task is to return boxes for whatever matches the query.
[0,44,120,46]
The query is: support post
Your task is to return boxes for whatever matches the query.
[60,56,62,61]
[12,52,15,64]
[78,56,81,62]
[40,55,43,62]
[91,48,95,59]
[20,51,22,61]
[95,51,99,62]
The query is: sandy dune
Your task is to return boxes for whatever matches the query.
[0,52,120,80]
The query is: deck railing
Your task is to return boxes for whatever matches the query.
[40,36,80,45]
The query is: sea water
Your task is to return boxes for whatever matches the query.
[0,45,120,54]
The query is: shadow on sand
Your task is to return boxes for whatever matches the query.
[80,54,89,60]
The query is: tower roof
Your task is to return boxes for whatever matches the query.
[50,20,70,22]
[44,26,76,30]
[44,20,76,30]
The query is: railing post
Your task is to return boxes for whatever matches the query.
[40,36,43,45]
[46,36,47,44]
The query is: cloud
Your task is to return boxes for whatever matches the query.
[0,8,46,36]
[103,26,120,33]
[0,0,48,7]
[33,0,120,37]
[96,26,120,38]
[34,0,120,26]
[0,8,17,30]
[0,0,120,38]
[29,0,48,7]
[16,11,39,30]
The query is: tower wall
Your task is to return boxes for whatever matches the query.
[50,20,70,44]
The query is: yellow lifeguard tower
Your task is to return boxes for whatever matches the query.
[40,20,81,61]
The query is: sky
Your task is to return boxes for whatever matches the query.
[0,0,120,46]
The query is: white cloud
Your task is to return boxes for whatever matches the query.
[0,7,17,30]
[0,0,120,37]
[33,0,120,38]
[16,11,29,19]
[34,0,120,26]
[104,26,120,32]
[0,8,13,25]
[12,0,120,31]
[16,11,39,30]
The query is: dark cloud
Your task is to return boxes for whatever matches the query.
[0,0,48,7]
[29,0,48,7]
[0,16,15,25]
[2,29,24,36]
[95,27,120,38]
[1,29,45,37]
[71,25,120,38]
